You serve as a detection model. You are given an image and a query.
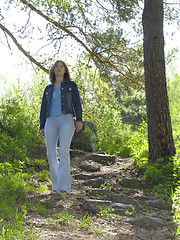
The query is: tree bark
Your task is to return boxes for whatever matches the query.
[142,0,175,161]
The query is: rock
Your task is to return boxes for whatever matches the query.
[83,199,112,213]
[73,173,105,180]
[82,177,105,188]
[70,149,86,158]
[106,194,139,211]
[86,153,116,165]
[133,194,155,202]
[119,188,139,195]
[144,199,172,211]
[89,189,111,197]
[71,121,97,152]
[120,178,143,189]
[126,216,164,229]
[111,203,135,216]
[80,160,101,172]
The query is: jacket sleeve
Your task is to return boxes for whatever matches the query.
[40,87,48,129]
[72,82,82,122]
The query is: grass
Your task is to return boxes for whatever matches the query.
[51,212,74,226]
[0,212,38,240]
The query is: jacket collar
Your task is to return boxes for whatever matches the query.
[52,79,70,86]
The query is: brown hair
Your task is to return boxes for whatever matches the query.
[49,60,72,83]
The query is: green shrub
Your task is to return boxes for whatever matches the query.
[0,76,46,164]
[127,121,148,159]
[144,165,163,184]
[0,209,38,239]
[0,172,26,219]
[38,170,50,182]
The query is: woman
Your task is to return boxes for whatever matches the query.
[40,60,82,195]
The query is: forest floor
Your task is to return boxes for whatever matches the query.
[25,150,179,240]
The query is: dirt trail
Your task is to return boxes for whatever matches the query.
[26,152,177,240]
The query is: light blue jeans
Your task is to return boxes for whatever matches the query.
[44,114,75,194]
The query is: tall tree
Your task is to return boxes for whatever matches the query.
[0,0,142,89]
[142,0,176,161]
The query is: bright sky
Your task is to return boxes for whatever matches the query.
[0,3,179,96]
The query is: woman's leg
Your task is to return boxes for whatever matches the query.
[57,114,75,194]
[45,117,59,191]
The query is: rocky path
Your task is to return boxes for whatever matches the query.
[26,151,178,240]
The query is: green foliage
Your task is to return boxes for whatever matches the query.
[0,162,16,175]
[0,131,26,162]
[173,156,180,183]
[26,202,46,216]
[0,97,40,157]
[38,184,48,193]
[0,172,26,219]
[127,120,148,161]
[0,74,48,238]
[144,165,163,185]
[0,72,47,163]
[171,186,180,238]
[75,59,133,155]
[117,89,146,126]
[0,210,38,240]
[168,73,180,132]
[173,131,180,155]
[34,158,48,168]
[82,128,96,146]
[153,183,173,199]
[79,213,94,232]
[144,158,175,184]
[53,212,74,225]
[38,170,50,182]
[97,207,122,221]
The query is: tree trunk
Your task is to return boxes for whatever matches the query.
[142,0,175,161]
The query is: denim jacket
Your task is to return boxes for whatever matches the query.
[40,80,82,129]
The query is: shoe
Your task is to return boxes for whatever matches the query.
[59,190,68,195]
[50,191,58,195]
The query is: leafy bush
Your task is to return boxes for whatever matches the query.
[127,121,148,161]
[0,131,26,162]
[144,165,163,184]
[0,172,26,218]
[0,73,48,164]
[168,73,180,132]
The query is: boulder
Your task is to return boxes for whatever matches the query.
[144,199,172,211]
[73,173,105,180]
[87,153,115,165]
[80,160,101,172]
[106,194,139,211]
[83,199,112,213]
[126,216,164,229]
[89,189,111,197]
[82,177,105,188]
[71,121,97,152]
[111,203,135,216]
[120,178,143,189]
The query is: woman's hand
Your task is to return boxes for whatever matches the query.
[75,121,83,133]
[40,129,45,139]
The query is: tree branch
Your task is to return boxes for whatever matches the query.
[0,23,49,73]
[20,0,99,62]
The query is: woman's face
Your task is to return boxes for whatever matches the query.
[54,61,66,77]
